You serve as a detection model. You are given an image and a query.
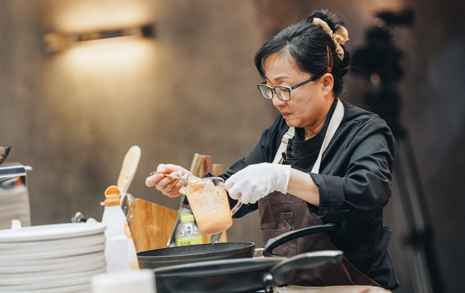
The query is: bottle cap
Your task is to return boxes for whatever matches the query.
[180,213,195,223]
[104,185,122,207]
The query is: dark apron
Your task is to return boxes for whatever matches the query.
[258,191,381,287]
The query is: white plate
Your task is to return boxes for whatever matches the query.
[0,222,106,242]
[0,252,105,273]
[0,251,104,267]
[0,259,105,280]
[2,283,92,293]
[0,233,105,253]
[0,243,105,261]
[0,267,105,291]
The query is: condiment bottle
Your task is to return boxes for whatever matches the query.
[102,185,139,272]
[175,213,204,246]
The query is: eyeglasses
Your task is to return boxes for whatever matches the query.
[257,45,333,102]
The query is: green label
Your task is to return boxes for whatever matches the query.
[175,236,203,246]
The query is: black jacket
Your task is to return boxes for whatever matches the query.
[218,98,399,290]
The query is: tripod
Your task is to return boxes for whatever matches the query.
[355,78,445,293]
[352,8,445,292]
[391,130,445,293]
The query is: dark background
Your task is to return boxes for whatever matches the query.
[1,1,464,292]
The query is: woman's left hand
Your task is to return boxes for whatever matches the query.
[225,163,291,204]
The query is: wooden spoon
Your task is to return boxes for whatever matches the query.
[117,146,141,198]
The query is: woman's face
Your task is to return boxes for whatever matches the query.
[263,51,334,132]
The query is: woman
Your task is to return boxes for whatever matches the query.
[146,10,399,290]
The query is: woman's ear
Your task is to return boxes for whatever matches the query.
[321,73,334,96]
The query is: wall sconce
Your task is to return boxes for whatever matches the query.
[43,24,155,53]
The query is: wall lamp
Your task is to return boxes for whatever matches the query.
[43,24,155,53]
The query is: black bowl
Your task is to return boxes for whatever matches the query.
[0,146,11,165]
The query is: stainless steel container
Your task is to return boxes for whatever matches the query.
[0,162,32,229]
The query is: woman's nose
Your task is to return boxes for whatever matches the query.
[272,95,286,107]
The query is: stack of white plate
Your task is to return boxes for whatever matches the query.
[0,223,106,292]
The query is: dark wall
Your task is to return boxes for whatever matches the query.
[0,0,267,248]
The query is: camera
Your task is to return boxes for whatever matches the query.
[376,8,414,27]
[351,8,414,136]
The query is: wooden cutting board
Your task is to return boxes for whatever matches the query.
[130,198,228,252]
[130,198,178,253]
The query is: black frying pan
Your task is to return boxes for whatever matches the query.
[137,223,335,269]
[153,250,343,293]
[137,242,255,269]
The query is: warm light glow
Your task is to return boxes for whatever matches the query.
[43,24,154,53]
[53,1,152,33]
[64,38,155,72]
[42,1,159,103]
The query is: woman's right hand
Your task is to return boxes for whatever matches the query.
[145,164,193,198]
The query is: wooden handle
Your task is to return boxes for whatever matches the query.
[189,154,211,177]
[189,153,202,177]
[202,155,211,175]
[212,164,223,176]
[117,146,141,195]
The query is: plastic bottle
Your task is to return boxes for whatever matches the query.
[175,213,204,246]
[102,186,139,272]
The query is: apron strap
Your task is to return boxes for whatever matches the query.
[311,98,344,173]
[272,98,345,174]
[272,127,295,164]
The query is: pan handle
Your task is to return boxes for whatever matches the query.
[263,223,335,257]
[268,250,343,287]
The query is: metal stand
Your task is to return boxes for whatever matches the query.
[351,9,445,292]
[391,132,445,293]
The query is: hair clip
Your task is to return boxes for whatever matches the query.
[326,45,333,73]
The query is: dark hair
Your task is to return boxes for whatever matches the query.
[254,9,351,96]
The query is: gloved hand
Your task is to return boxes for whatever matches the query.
[225,163,291,204]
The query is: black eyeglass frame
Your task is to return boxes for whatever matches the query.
[257,45,333,102]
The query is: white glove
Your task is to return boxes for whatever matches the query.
[225,163,291,204]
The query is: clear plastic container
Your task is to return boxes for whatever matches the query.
[180,177,241,235]
[175,213,204,246]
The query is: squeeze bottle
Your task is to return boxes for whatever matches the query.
[102,185,139,272]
